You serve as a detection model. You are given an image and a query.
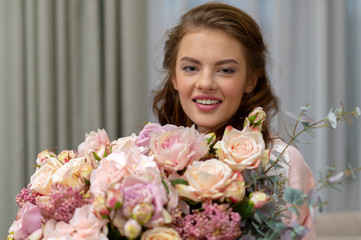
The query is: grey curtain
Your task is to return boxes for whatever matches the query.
[1,0,361,237]
[0,0,148,235]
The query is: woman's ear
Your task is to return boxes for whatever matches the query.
[245,73,258,93]
[172,75,179,90]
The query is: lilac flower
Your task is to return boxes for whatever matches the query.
[36,183,93,223]
[172,201,241,240]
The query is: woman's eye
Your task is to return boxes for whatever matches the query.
[183,66,198,72]
[218,68,235,74]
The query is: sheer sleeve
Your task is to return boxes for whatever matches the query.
[271,138,316,240]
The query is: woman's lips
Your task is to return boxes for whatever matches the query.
[192,96,222,111]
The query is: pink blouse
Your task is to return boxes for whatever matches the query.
[272,138,316,239]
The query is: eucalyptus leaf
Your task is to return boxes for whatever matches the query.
[283,188,304,206]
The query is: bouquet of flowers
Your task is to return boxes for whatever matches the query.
[7,105,360,240]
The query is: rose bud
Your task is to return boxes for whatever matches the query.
[131,202,154,225]
[124,218,142,239]
[249,191,269,209]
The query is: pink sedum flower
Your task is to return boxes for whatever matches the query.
[176,159,235,202]
[249,191,269,209]
[8,202,42,240]
[150,125,208,172]
[215,126,268,171]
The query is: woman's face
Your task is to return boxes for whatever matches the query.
[172,28,257,133]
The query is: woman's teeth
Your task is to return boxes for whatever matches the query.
[195,99,220,105]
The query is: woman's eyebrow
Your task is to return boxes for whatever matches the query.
[180,56,201,64]
[215,59,238,66]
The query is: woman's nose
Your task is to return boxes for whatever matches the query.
[195,71,217,90]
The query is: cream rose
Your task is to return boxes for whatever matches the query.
[30,164,58,195]
[51,157,92,190]
[176,159,234,202]
[215,126,268,171]
[141,227,181,240]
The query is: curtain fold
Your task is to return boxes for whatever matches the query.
[0,0,148,235]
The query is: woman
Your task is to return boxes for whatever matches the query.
[153,2,316,239]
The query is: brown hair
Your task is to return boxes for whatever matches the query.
[152,2,279,145]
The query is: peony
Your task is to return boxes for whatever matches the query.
[141,227,182,240]
[176,159,236,202]
[111,134,138,152]
[120,167,171,228]
[30,164,58,195]
[89,152,129,196]
[215,126,268,171]
[150,125,208,172]
[43,205,108,240]
[90,145,156,196]
[8,202,42,240]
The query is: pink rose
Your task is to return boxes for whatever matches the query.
[243,107,266,130]
[57,150,77,164]
[215,126,268,171]
[137,123,178,154]
[35,150,57,167]
[176,159,235,202]
[77,129,111,165]
[9,202,42,240]
[150,125,208,172]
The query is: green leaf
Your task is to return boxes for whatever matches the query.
[232,200,254,219]
[283,187,304,206]
[170,179,188,187]
[92,152,101,161]
[161,179,169,195]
